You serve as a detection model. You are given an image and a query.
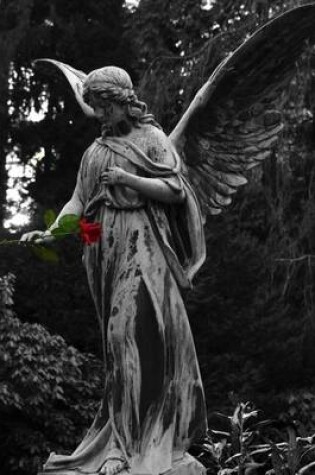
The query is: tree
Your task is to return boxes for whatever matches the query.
[4,0,136,222]
[0,0,34,229]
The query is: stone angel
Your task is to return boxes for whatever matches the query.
[21,5,315,475]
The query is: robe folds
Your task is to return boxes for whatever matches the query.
[40,126,208,475]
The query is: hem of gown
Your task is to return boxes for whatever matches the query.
[38,453,206,475]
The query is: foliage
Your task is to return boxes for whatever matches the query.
[278,391,315,436]
[0,0,34,227]
[0,231,100,354]
[0,273,103,475]
[196,402,315,474]
[126,0,313,131]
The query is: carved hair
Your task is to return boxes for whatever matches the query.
[83,66,160,128]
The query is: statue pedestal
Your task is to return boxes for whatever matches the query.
[116,453,205,475]
[163,453,206,475]
[38,453,206,475]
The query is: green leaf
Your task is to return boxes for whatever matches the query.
[51,227,68,240]
[31,246,59,263]
[58,214,80,233]
[50,214,80,240]
[44,209,57,229]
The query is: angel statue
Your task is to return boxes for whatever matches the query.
[21,5,315,475]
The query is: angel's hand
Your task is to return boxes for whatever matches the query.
[100,166,130,186]
[20,230,55,245]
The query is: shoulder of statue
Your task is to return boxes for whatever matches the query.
[140,125,177,166]
[139,124,168,150]
[79,139,103,168]
[141,123,166,139]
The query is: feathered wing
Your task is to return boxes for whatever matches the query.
[33,58,96,117]
[169,4,315,216]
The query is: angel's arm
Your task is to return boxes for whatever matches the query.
[48,188,84,231]
[102,168,185,204]
[102,128,185,204]
[20,190,83,243]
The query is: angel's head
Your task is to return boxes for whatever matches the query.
[82,66,153,132]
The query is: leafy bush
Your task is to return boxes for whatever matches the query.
[194,402,315,475]
[0,273,103,475]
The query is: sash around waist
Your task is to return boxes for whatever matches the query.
[83,194,146,220]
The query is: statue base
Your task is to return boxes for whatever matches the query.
[164,453,206,475]
[38,453,206,475]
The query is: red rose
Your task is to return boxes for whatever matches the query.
[79,219,102,245]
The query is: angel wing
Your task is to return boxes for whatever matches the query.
[169,4,315,216]
[33,58,96,118]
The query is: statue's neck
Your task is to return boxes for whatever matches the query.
[101,119,133,138]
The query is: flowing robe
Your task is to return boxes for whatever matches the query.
[41,125,207,475]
